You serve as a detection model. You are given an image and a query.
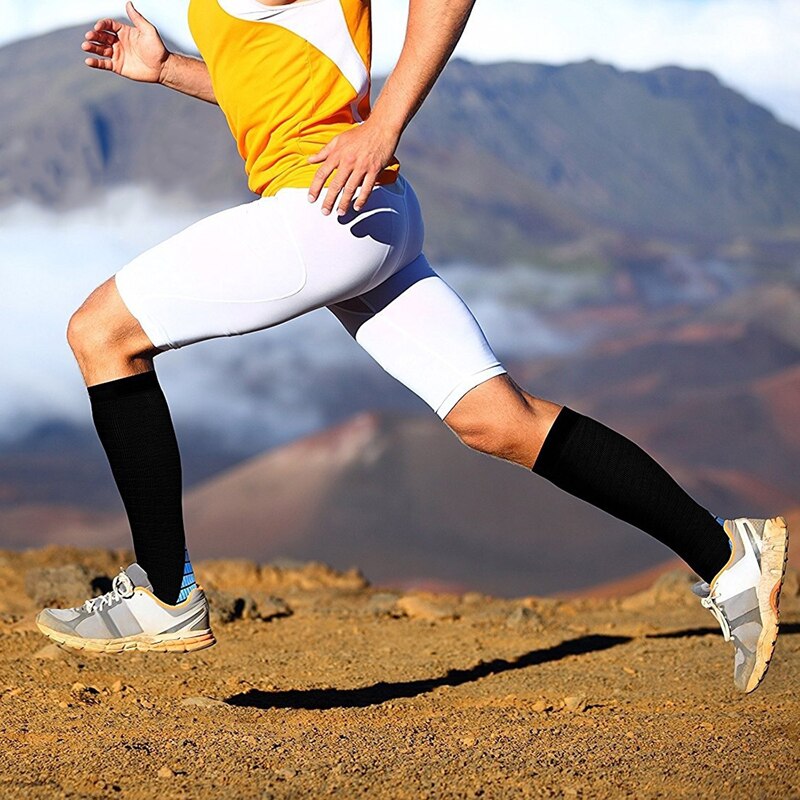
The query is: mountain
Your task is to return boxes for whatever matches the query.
[3,26,800,266]
[390,61,800,254]
[0,27,247,208]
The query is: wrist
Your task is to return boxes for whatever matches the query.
[364,113,404,142]
[157,51,175,86]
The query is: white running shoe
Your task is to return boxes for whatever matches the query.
[36,563,216,653]
[694,516,789,693]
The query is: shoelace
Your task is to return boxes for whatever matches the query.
[700,593,732,642]
[79,570,135,613]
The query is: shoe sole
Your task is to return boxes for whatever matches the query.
[744,516,789,694]
[36,622,216,654]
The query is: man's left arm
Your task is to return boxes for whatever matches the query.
[307,0,477,215]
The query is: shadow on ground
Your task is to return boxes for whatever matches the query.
[225,633,631,710]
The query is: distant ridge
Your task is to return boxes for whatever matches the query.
[3,26,800,265]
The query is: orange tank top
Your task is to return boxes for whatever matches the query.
[187,0,401,196]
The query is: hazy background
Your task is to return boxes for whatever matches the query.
[1,0,799,596]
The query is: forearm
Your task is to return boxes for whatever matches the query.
[159,53,217,104]
[369,0,476,136]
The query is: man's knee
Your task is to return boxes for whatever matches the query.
[67,303,116,357]
[449,412,520,459]
[444,376,559,466]
[66,288,151,364]
[67,303,100,357]
[446,378,524,458]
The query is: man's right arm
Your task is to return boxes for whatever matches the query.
[82,2,217,105]
[158,53,217,105]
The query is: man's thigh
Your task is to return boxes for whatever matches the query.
[329,253,507,419]
[112,198,310,351]
[113,187,403,352]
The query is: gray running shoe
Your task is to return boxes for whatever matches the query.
[36,563,215,653]
[693,517,789,693]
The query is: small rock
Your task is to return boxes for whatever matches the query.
[530,699,551,713]
[33,643,69,660]
[562,696,587,713]
[620,570,697,611]
[460,736,477,747]
[366,592,401,616]
[395,595,458,622]
[206,589,247,624]
[180,696,228,709]
[110,679,124,693]
[157,767,175,779]
[206,590,291,624]
[505,606,543,629]
[71,683,101,705]
[251,596,292,622]
[25,565,99,608]
[622,666,637,676]
[275,768,297,780]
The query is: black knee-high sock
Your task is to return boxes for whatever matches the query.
[532,406,731,583]
[88,371,185,604]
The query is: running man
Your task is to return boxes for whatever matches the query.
[36,0,789,694]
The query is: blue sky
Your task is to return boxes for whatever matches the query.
[1,0,798,127]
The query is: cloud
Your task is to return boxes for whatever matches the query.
[1,0,798,127]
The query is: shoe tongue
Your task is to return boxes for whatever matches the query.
[124,563,153,591]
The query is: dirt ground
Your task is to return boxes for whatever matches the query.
[0,547,798,800]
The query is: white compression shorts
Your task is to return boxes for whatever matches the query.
[114,175,507,419]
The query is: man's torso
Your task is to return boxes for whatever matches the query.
[188,0,400,195]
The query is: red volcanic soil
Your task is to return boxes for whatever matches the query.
[0,547,797,799]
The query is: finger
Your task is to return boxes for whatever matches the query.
[307,142,332,165]
[85,29,118,45]
[322,185,344,216]
[127,2,153,30]
[308,161,336,203]
[82,42,114,58]
[322,172,349,216]
[337,173,365,217]
[94,18,123,34]
[84,57,114,71]
[353,174,377,212]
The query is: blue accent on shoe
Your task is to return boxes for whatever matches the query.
[177,547,198,603]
